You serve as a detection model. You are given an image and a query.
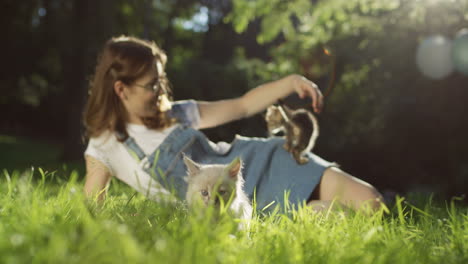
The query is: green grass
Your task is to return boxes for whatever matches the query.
[0,168,467,264]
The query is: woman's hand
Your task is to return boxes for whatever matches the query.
[290,74,324,114]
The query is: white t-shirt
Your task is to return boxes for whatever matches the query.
[85,100,202,200]
[84,124,178,200]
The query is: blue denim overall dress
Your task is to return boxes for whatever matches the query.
[122,100,336,212]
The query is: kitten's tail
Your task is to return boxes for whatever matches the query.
[277,99,292,122]
[304,111,319,153]
[277,100,319,153]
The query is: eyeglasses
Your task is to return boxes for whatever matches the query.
[134,75,166,94]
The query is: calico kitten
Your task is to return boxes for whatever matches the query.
[183,156,252,224]
[265,101,319,165]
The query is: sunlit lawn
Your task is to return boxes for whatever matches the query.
[0,167,466,264]
[0,134,467,263]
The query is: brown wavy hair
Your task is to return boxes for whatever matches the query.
[83,35,175,141]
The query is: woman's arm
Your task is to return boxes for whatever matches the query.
[197,74,323,129]
[84,155,112,202]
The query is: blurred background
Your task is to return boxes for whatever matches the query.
[1,0,467,201]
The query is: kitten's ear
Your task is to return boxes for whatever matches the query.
[227,157,242,179]
[183,155,200,176]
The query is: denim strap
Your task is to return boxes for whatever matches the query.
[121,136,153,171]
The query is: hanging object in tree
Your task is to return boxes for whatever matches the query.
[416,35,454,80]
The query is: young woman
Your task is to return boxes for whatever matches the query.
[83,35,383,213]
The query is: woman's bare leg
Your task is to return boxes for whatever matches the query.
[307,200,338,213]
[310,167,383,213]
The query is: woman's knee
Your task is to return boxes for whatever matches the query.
[358,185,384,211]
[318,166,353,200]
[319,166,383,211]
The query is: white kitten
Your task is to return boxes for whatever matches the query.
[183,156,252,227]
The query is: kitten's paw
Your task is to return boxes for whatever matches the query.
[298,157,309,165]
[294,155,309,165]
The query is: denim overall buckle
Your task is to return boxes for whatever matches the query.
[139,156,151,170]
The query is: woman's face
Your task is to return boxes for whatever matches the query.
[122,61,170,123]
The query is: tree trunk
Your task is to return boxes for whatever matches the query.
[60,0,116,161]
[60,0,90,161]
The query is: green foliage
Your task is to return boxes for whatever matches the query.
[0,169,467,263]
[228,0,400,44]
